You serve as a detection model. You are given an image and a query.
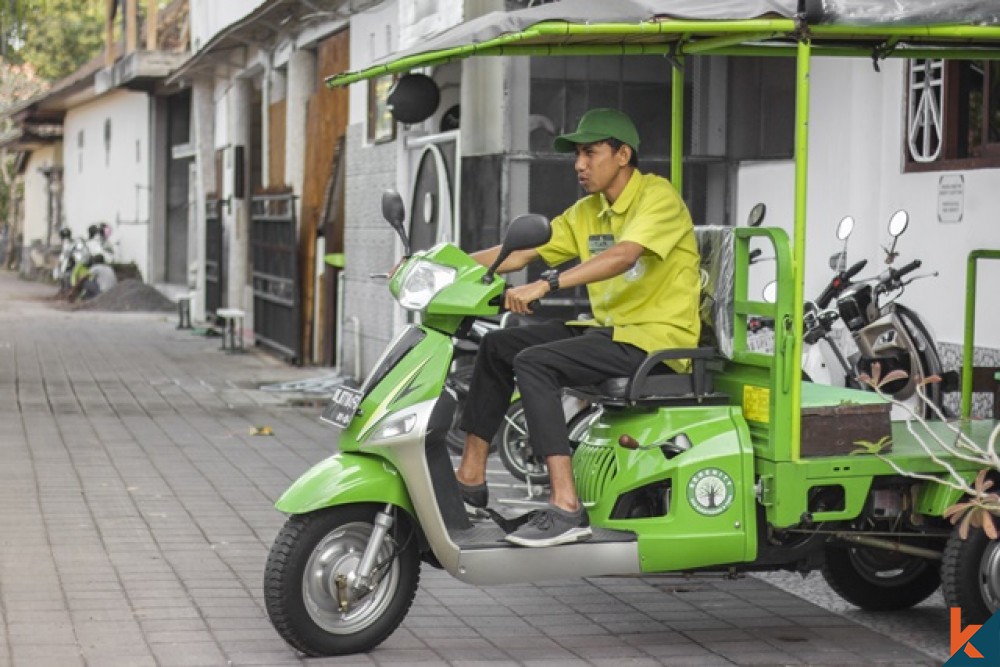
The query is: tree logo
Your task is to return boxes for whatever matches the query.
[687,468,735,516]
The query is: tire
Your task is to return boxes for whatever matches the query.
[893,304,946,419]
[821,542,940,611]
[263,504,420,657]
[942,524,1000,624]
[495,403,599,484]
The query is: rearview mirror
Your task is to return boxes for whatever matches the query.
[836,215,855,241]
[888,209,909,237]
[747,203,767,228]
[381,190,410,254]
[483,214,551,283]
[762,281,778,304]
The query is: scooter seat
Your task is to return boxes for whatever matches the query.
[568,347,729,407]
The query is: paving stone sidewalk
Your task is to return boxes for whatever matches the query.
[0,272,942,666]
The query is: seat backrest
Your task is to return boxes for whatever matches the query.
[694,226,735,359]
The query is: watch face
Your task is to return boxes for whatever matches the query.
[686,468,735,516]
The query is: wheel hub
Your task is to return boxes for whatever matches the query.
[978,541,1000,611]
[302,524,398,635]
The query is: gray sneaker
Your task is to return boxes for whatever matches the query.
[505,505,592,547]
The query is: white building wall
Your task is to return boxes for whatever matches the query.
[63,90,151,279]
[738,57,1000,352]
[189,0,267,52]
[22,146,58,247]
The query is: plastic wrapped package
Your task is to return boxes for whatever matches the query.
[694,226,735,359]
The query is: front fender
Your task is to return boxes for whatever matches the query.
[275,452,414,515]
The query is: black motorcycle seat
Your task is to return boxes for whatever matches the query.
[568,347,729,407]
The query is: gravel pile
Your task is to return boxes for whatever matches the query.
[73,279,176,313]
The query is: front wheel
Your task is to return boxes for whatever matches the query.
[264,504,420,656]
[821,542,940,611]
[942,524,1000,624]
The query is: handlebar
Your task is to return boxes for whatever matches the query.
[895,259,922,279]
[875,259,922,295]
[815,259,868,309]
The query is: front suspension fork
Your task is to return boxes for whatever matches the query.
[335,503,395,610]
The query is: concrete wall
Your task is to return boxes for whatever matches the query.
[63,90,151,279]
[737,57,1000,355]
[342,0,400,379]
[22,146,59,249]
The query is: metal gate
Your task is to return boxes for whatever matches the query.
[205,199,223,316]
[251,193,301,361]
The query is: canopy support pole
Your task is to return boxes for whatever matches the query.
[790,38,811,460]
[670,56,684,191]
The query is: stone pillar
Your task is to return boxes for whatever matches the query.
[285,47,316,225]
[191,76,215,322]
[228,77,252,312]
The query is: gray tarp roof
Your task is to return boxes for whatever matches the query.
[329,0,1000,86]
[378,0,1000,62]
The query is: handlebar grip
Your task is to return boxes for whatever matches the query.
[896,259,922,278]
[843,259,868,280]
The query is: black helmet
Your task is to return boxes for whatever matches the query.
[59,228,72,240]
[87,224,99,238]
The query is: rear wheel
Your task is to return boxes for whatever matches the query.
[821,542,940,611]
[495,403,599,484]
[264,505,420,656]
[942,524,1000,624]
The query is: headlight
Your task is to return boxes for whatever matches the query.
[397,260,457,310]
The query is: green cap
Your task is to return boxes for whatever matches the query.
[553,108,640,153]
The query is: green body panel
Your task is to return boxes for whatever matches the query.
[275,452,414,515]
[336,327,454,452]
[573,406,757,571]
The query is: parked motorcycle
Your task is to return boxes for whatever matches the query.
[755,208,946,418]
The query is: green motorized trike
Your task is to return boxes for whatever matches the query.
[263,1,1000,656]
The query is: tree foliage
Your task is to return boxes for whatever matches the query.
[0,0,106,82]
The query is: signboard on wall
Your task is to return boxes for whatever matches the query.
[399,0,463,50]
[938,174,964,223]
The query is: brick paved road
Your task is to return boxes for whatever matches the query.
[0,272,941,666]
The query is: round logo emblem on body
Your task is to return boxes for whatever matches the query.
[686,468,735,516]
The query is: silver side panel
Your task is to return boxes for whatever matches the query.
[362,398,464,572]
[452,542,642,585]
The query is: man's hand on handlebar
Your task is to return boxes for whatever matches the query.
[505,280,549,315]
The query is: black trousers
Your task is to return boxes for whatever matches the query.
[460,322,649,458]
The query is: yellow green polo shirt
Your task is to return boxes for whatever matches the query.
[536,169,701,372]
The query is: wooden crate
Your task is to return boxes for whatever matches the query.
[800,402,892,457]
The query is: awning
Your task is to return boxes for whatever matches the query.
[166,0,373,84]
[327,0,1000,88]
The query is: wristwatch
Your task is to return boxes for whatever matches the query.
[544,270,560,293]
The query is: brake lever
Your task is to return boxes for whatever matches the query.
[901,270,939,287]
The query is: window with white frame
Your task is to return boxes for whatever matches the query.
[906,59,1000,170]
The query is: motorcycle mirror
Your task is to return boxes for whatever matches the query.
[381,190,410,254]
[761,280,778,304]
[888,209,909,237]
[835,215,855,241]
[484,214,551,284]
[747,203,767,228]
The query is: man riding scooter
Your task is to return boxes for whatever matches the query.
[450,108,702,547]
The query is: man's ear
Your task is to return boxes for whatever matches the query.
[617,144,632,166]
